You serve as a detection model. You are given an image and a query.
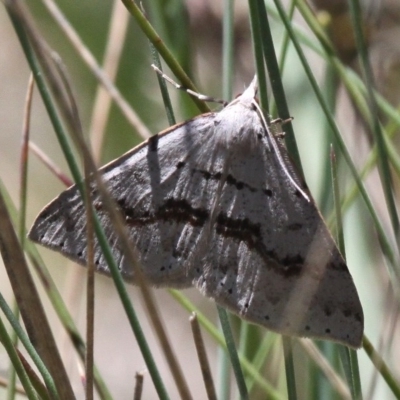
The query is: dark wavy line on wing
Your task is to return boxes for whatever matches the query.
[110,197,332,277]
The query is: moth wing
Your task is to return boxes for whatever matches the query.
[28,113,218,287]
[29,100,363,347]
[189,109,363,347]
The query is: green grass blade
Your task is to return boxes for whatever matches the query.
[120,0,209,113]
[217,307,249,399]
[7,4,170,398]
[0,313,39,400]
[347,0,400,257]
[248,0,269,112]
[282,337,298,400]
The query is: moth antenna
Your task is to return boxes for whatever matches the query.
[151,64,227,106]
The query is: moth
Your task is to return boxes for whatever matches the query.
[29,77,364,348]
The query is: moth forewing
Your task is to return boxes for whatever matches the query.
[29,77,363,348]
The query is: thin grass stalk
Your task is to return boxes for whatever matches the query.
[271,0,400,136]
[26,258,112,400]
[383,132,400,176]
[68,93,172,399]
[220,2,235,397]
[39,0,151,140]
[120,0,210,113]
[366,296,400,399]
[330,147,345,260]
[344,348,362,400]
[267,2,327,55]
[217,307,249,400]
[293,0,398,269]
[89,0,130,159]
[222,0,234,100]
[28,141,73,186]
[190,313,217,400]
[64,42,97,400]
[290,0,340,224]
[8,6,82,198]
[331,147,363,400]
[84,158,96,400]
[238,323,250,366]
[0,176,112,399]
[251,3,301,398]
[274,0,397,276]
[6,302,18,400]
[246,335,279,393]
[7,4,170,398]
[84,5,129,396]
[332,74,378,132]
[362,337,400,399]
[145,0,191,73]
[327,88,400,226]
[170,290,284,399]
[130,70,196,400]
[265,0,400,143]
[36,22,98,398]
[317,65,339,215]
[7,73,35,400]
[256,0,305,171]
[0,291,56,398]
[0,264,59,399]
[0,315,39,399]
[343,67,400,131]
[150,46,176,126]
[299,339,351,400]
[288,4,400,393]
[371,88,400,129]
[81,5,129,399]
[248,0,269,112]
[0,185,72,399]
[0,23,72,391]
[269,0,296,119]
[277,0,296,75]
[19,74,34,244]
[52,25,170,400]
[62,75,175,398]
[282,337,297,400]
[347,0,400,260]
[17,80,34,394]
[16,349,51,400]
[220,11,250,393]
[146,0,170,52]
[143,50,195,399]
[145,1,195,121]
[217,345,230,400]
[133,372,144,400]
